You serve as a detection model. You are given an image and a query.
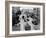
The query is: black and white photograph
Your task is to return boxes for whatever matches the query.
[8,3,44,35]
[12,7,40,31]
[5,1,45,37]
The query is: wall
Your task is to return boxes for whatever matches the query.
[0,0,46,38]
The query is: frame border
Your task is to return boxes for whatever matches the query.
[5,1,45,37]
